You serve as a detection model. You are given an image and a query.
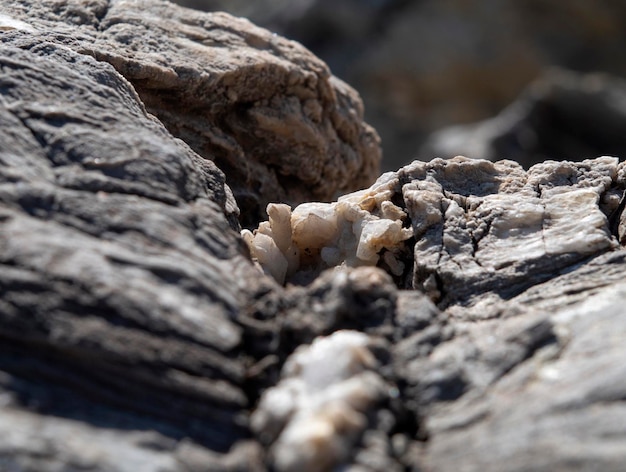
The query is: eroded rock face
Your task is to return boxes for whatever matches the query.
[0,24,266,471]
[246,155,621,308]
[174,0,626,170]
[418,260,626,472]
[1,0,381,227]
[3,1,626,472]
[401,156,620,312]
[241,154,626,470]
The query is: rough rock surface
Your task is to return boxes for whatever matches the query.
[246,155,621,308]
[1,0,381,227]
[2,1,626,472]
[416,254,626,472]
[0,30,269,471]
[174,0,626,170]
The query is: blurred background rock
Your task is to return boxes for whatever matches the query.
[172,0,626,170]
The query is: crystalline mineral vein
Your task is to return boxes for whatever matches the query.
[250,330,387,472]
[242,172,413,284]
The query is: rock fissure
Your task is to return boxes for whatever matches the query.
[4,1,626,471]
[608,189,626,239]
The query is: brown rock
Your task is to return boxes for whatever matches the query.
[2,0,381,228]
[174,0,626,170]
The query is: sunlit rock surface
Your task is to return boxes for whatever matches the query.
[0,0,381,228]
[3,1,626,472]
[175,0,626,171]
[401,155,619,313]
[242,172,413,284]
[251,330,388,472]
[245,156,620,310]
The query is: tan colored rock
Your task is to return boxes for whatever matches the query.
[1,0,381,227]
[174,0,626,170]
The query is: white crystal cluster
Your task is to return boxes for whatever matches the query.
[250,330,387,472]
[242,172,413,284]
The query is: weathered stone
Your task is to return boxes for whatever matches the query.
[251,330,389,472]
[401,155,620,311]
[1,0,380,227]
[242,154,626,470]
[174,0,626,170]
[242,176,413,285]
[4,1,626,472]
[0,30,268,470]
[412,252,626,472]
[246,155,621,310]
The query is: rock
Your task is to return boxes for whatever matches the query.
[251,330,389,472]
[3,1,626,471]
[411,251,626,472]
[0,22,267,471]
[242,175,413,285]
[246,155,621,310]
[243,155,626,470]
[422,70,626,169]
[172,0,626,170]
[1,0,381,227]
[401,155,620,311]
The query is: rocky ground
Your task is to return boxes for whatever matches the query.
[1,1,626,471]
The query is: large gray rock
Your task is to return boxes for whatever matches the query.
[0,32,271,470]
[2,1,626,471]
[417,252,626,472]
[1,0,381,227]
[245,155,626,470]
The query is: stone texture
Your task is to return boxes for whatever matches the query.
[400,156,621,311]
[246,155,621,309]
[242,176,413,285]
[409,252,626,472]
[251,330,389,472]
[1,0,381,227]
[173,0,626,170]
[3,1,626,472]
[0,27,266,471]
[240,154,626,470]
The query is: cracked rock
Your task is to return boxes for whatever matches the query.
[5,0,380,228]
[3,1,626,472]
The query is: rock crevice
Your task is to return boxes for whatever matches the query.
[2,1,626,471]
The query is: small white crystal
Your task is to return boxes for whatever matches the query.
[251,330,387,472]
[242,174,412,284]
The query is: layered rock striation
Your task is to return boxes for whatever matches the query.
[2,1,626,471]
[1,0,380,227]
